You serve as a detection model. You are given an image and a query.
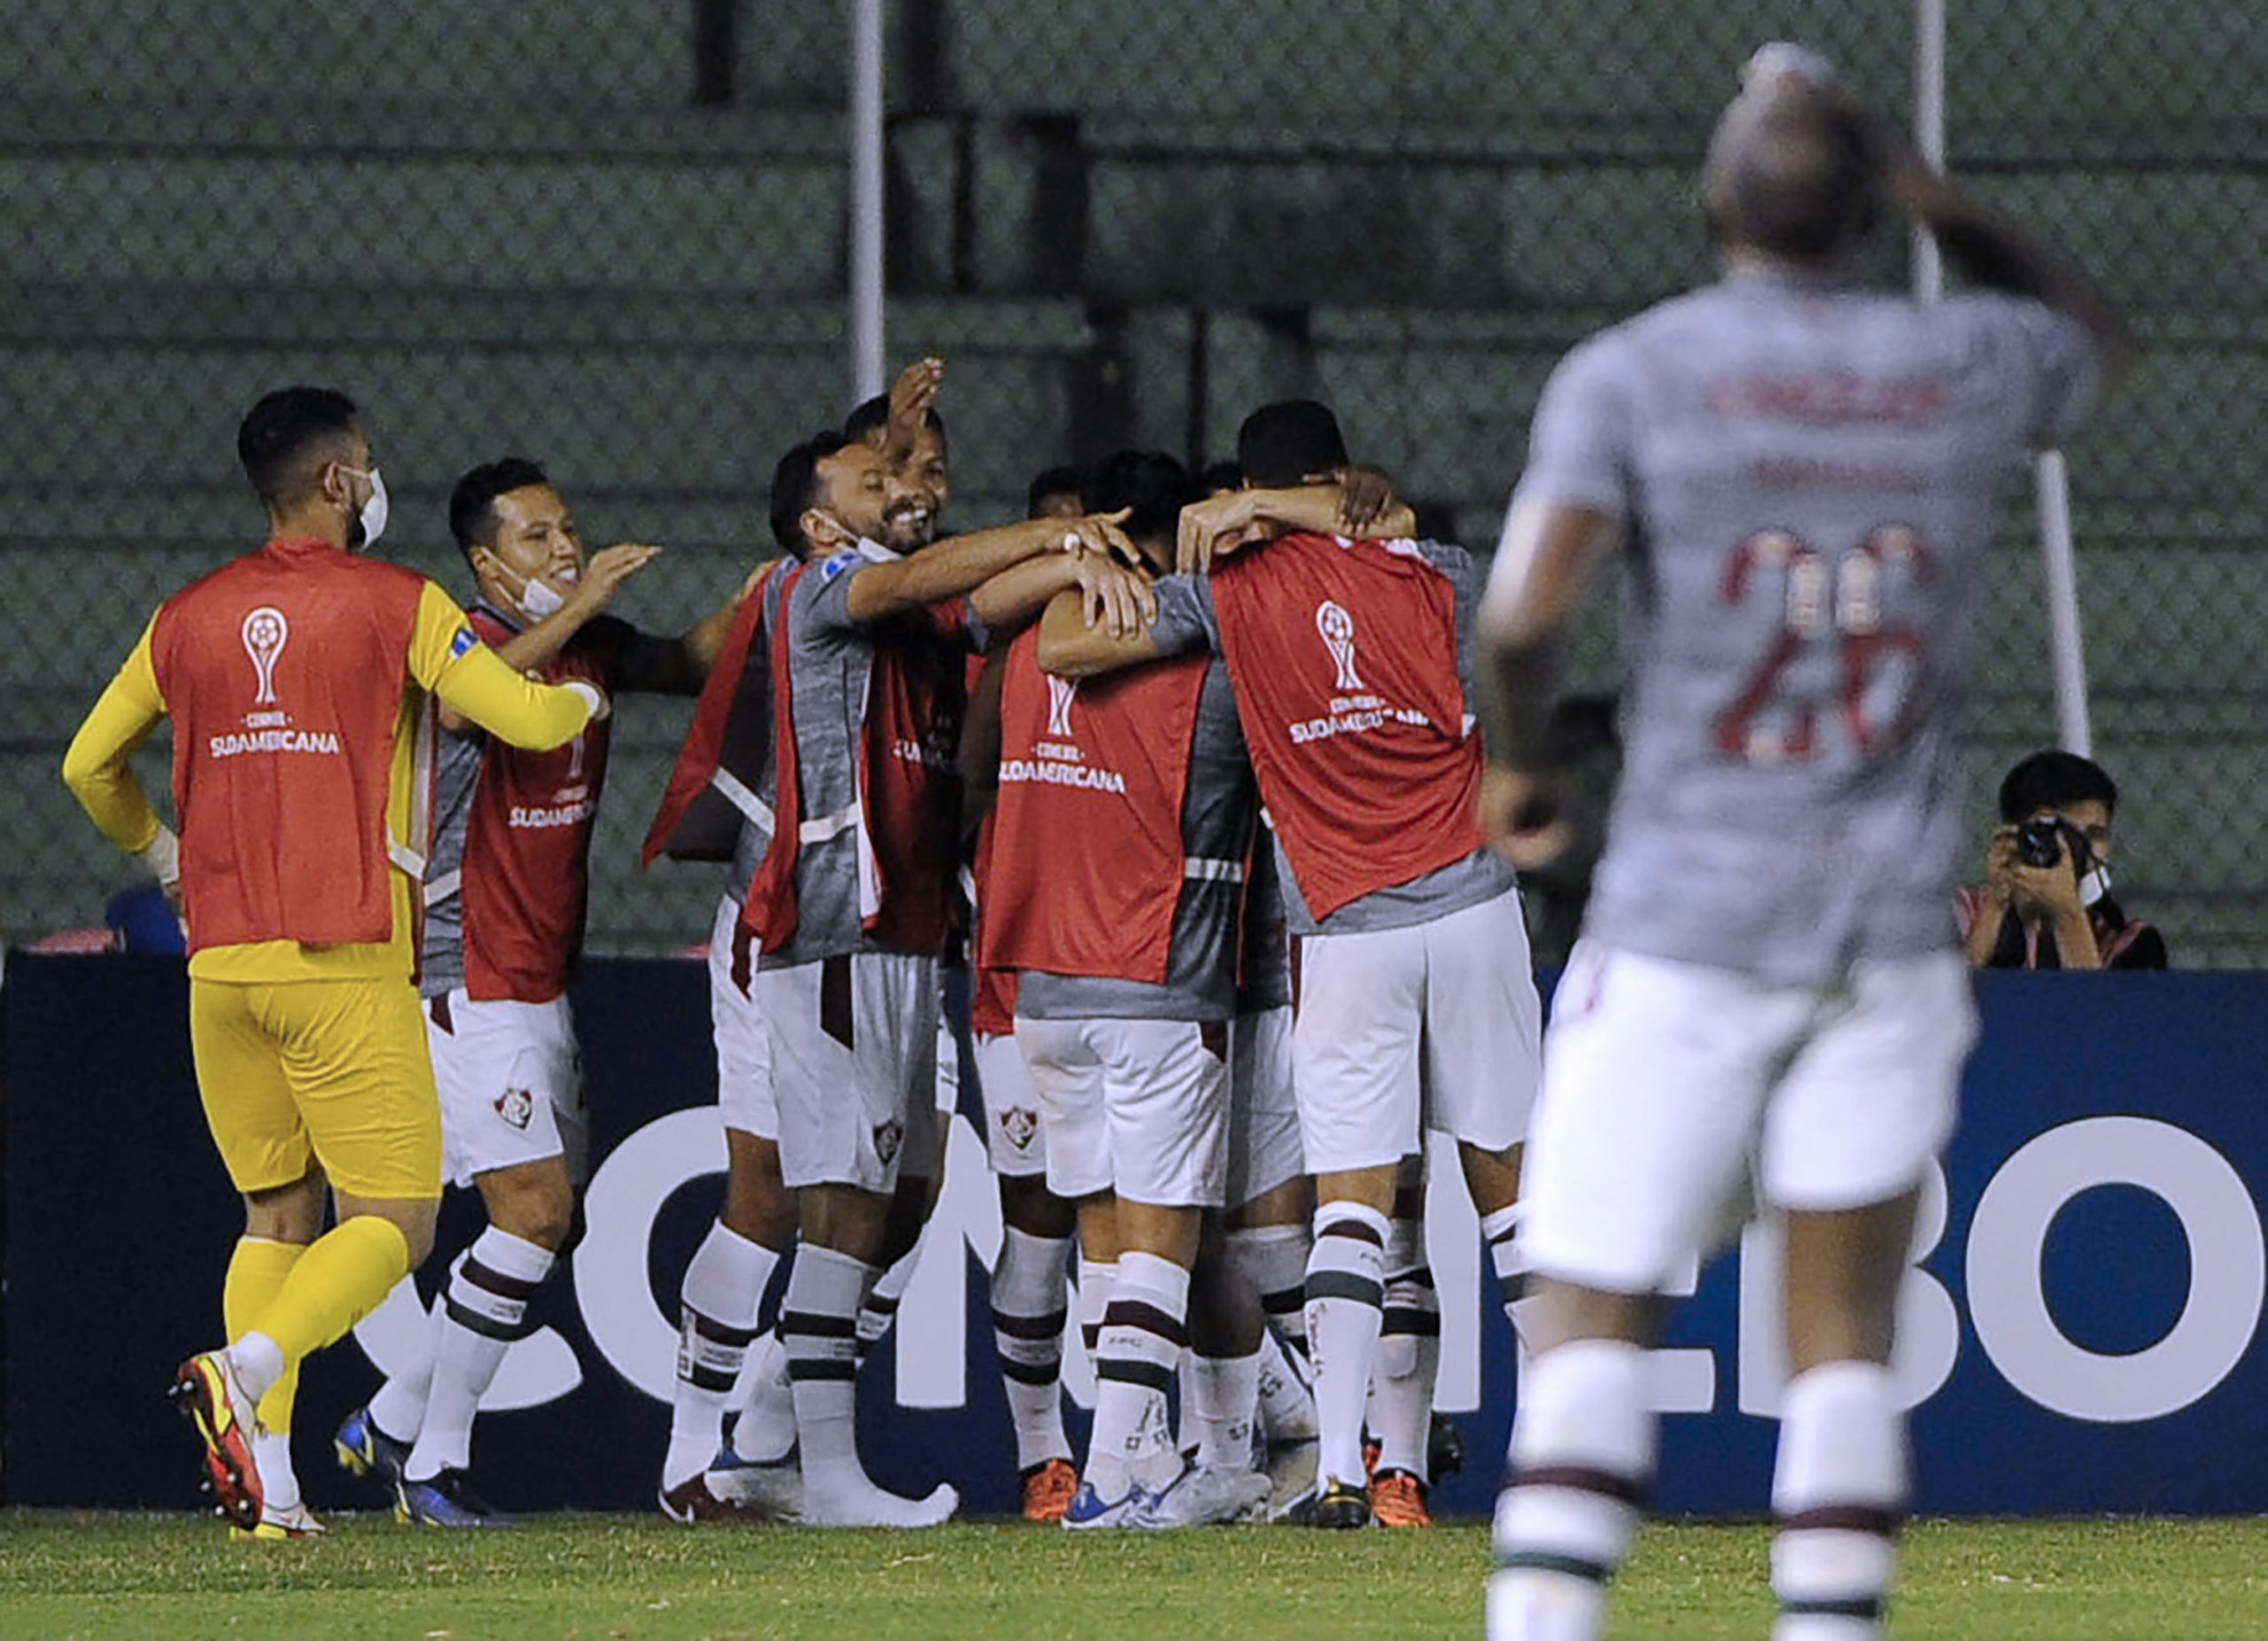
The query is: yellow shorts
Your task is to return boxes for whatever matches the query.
[189,976,443,1202]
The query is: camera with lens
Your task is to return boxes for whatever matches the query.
[2015,816,2085,871]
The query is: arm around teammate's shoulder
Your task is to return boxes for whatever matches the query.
[408,580,597,751]
[842,513,1133,626]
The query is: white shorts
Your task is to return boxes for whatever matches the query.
[1518,942,1977,1295]
[759,951,940,1194]
[424,990,586,1189]
[1227,1005,1305,1207]
[708,894,777,1141]
[975,1030,1048,1178]
[1014,1015,1231,1208]
[1292,888,1541,1176]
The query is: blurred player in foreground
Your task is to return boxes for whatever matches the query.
[1479,46,2134,1641]
[61,387,602,1539]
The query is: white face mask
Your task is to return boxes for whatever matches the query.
[515,569,567,620]
[355,467,389,548]
[2079,862,2111,908]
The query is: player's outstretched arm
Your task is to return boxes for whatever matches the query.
[1176,482,1418,573]
[843,511,1135,626]
[438,542,667,731]
[1476,498,1619,867]
[410,581,599,752]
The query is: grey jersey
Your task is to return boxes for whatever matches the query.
[1507,268,2101,984]
[1150,557,1516,937]
[1018,657,1256,1022]
[756,549,980,968]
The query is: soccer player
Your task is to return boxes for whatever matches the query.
[736,426,1149,1527]
[60,387,602,1539]
[335,458,755,1526]
[983,449,1275,1529]
[949,462,1108,1524]
[1478,51,2135,1641]
[1045,404,1543,1530]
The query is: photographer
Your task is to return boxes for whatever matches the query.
[1958,751,2168,970]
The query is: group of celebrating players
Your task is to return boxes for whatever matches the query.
[63,43,2132,1640]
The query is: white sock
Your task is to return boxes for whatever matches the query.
[227,1333,285,1408]
[367,1276,437,1445]
[728,1329,796,1463]
[1304,1202,1389,1489]
[1227,1223,1312,1358]
[1086,1250,1190,1499]
[1185,1349,1262,1471]
[857,1235,921,1357]
[1480,1203,1536,1357]
[664,1221,779,1488]
[1487,1340,1654,1641]
[405,1229,553,1483]
[781,1244,877,1486]
[1371,1217,1439,1479]
[1769,1361,1906,1641]
[1254,1324,1317,1444]
[252,1428,300,1511]
[1076,1255,1115,1370]
[990,1226,1072,1471]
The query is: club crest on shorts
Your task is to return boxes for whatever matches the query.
[241,606,289,704]
[998,1105,1038,1153]
[494,1086,535,1131]
[874,1118,905,1166]
[1316,601,1363,690]
[1045,674,1077,738]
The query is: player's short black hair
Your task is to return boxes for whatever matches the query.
[1703,84,1882,263]
[1999,750,2119,822]
[843,393,947,443]
[449,457,551,560]
[1198,459,1245,496]
[1237,400,1349,487]
[237,385,361,509]
[769,430,857,556]
[1025,464,1085,518]
[1084,449,1196,548]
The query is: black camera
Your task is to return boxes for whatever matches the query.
[2015,816,2089,871]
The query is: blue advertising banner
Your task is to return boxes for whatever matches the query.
[5,953,2264,1517]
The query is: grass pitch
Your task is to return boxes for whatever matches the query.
[3,1511,2265,1639]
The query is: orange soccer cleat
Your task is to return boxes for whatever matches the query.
[1020,1457,1080,1523]
[1368,1466,1433,1528]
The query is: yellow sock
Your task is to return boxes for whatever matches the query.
[225,1237,307,1432]
[254,1216,414,1372]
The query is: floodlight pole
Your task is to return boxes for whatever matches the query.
[1915,0,2092,755]
[850,0,887,404]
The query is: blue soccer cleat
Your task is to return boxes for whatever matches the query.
[397,1467,513,1528]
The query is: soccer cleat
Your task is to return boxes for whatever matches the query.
[659,1473,776,1525]
[1263,1435,1321,1523]
[1063,1477,1170,1531]
[1370,1466,1433,1528]
[1137,1461,1273,1528]
[706,1444,805,1523]
[397,1467,512,1528]
[333,1404,411,1490]
[171,1350,265,1531]
[1312,1476,1373,1530]
[229,1500,327,1544]
[1019,1457,1080,1524]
